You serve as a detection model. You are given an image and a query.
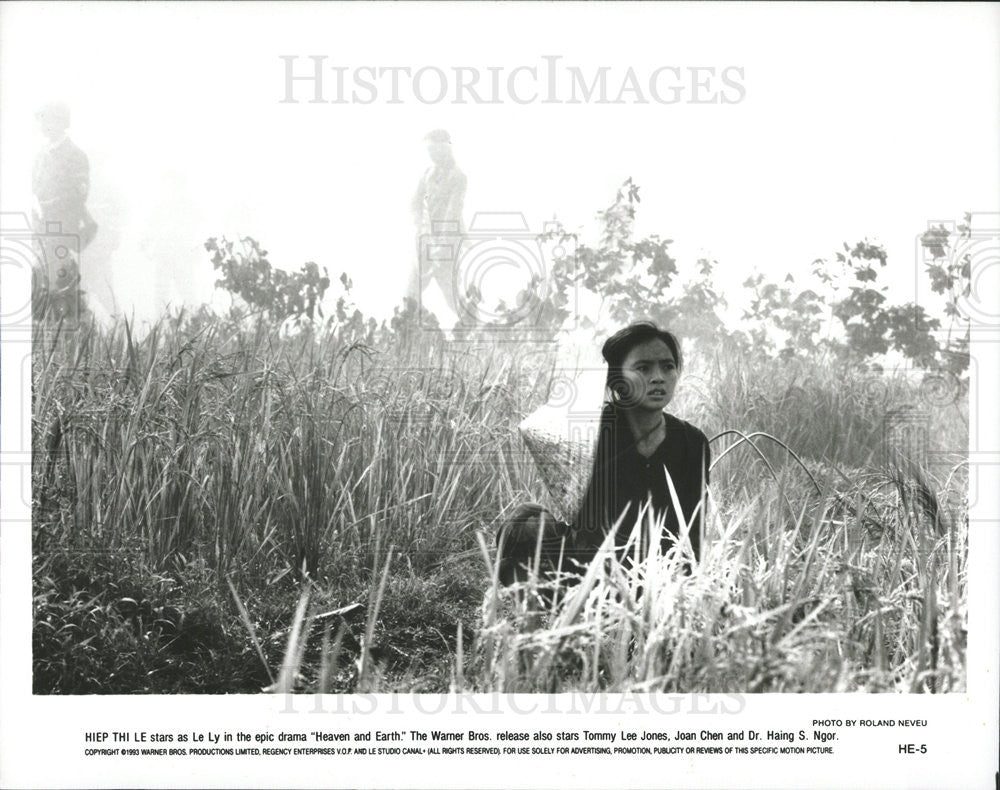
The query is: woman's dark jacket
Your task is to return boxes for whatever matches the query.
[571,404,710,563]
[496,405,710,585]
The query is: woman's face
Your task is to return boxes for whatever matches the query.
[619,338,678,412]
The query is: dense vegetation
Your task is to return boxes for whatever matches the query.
[32,184,969,694]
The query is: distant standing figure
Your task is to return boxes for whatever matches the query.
[32,101,98,317]
[405,129,467,320]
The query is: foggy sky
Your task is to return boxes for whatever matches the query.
[2,3,998,329]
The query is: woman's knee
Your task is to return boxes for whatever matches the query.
[495,504,570,586]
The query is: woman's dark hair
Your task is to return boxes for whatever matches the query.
[602,322,682,404]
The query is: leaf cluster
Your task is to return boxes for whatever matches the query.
[206,236,330,323]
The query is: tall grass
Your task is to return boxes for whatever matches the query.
[466,460,965,693]
[32,310,967,693]
[33,313,549,582]
[456,348,968,693]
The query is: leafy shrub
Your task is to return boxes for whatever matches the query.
[206,236,330,323]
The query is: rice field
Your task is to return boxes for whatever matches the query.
[31,307,968,694]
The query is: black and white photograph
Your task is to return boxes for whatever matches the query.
[1,3,998,788]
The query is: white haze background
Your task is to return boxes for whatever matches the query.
[1,3,998,329]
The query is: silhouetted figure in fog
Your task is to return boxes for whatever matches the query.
[32,101,97,318]
[405,129,467,321]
